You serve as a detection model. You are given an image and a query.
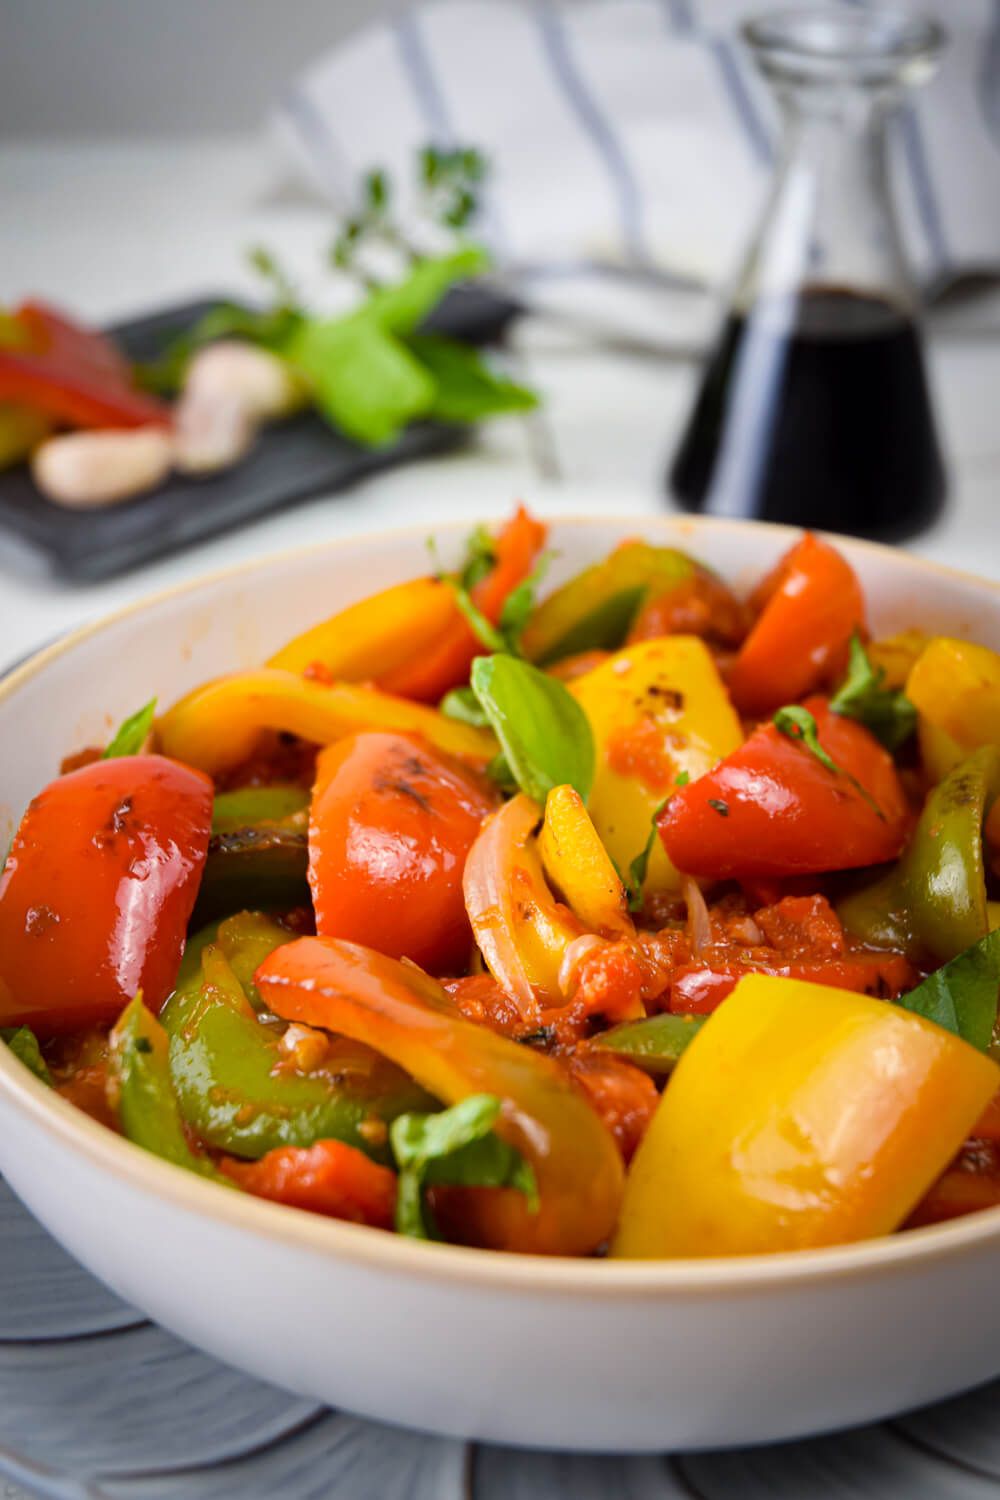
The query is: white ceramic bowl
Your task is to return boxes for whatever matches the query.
[1,514,1000,1454]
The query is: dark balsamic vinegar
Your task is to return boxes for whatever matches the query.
[669,287,947,540]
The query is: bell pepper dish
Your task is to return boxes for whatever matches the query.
[3,512,1000,1258]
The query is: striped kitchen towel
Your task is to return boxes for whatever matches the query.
[275,0,1000,317]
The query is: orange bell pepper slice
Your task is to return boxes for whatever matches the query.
[727,533,866,716]
[268,576,459,681]
[378,505,547,702]
[255,936,624,1255]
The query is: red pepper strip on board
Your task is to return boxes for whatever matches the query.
[0,301,169,430]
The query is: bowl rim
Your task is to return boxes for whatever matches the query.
[3,509,1000,1298]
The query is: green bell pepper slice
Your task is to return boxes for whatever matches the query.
[839,745,1000,964]
[590,1012,706,1075]
[521,542,696,666]
[162,913,434,1163]
[110,995,228,1183]
[192,785,311,926]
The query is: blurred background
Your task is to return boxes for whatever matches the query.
[1,2,394,135]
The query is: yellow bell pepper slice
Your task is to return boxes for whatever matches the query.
[157,668,496,776]
[612,973,999,1259]
[867,630,929,690]
[538,784,632,938]
[570,636,742,897]
[267,577,458,679]
[907,637,1000,781]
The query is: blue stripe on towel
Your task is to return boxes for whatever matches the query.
[661,0,695,33]
[897,106,951,273]
[280,84,351,200]
[835,0,950,273]
[394,11,454,143]
[393,12,510,255]
[537,2,650,263]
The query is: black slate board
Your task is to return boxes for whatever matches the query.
[0,285,522,582]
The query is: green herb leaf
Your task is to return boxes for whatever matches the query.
[830,634,917,751]
[1,1026,51,1086]
[774,703,886,819]
[104,698,157,759]
[498,551,553,654]
[625,799,669,911]
[456,524,496,590]
[286,315,436,447]
[439,685,490,727]
[773,705,841,775]
[898,929,1000,1052]
[486,752,518,793]
[471,654,595,803]
[390,1093,538,1239]
[443,579,507,653]
[675,770,690,787]
[405,334,538,423]
[364,247,489,336]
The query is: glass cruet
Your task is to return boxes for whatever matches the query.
[668,7,948,540]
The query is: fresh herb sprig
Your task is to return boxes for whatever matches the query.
[773,704,886,820]
[390,1093,538,1240]
[830,634,917,752]
[138,146,538,447]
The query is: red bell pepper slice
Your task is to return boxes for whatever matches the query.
[0,301,169,431]
[0,755,212,1035]
[377,505,548,702]
[658,696,908,879]
[220,1140,397,1229]
[727,533,866,716]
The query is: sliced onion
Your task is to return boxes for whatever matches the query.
[463,794,544,1024]
[681,875,713,957]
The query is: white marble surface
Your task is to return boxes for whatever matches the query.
[1,138,999,672]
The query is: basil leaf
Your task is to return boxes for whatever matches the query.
[406,334,537,423]
[1,1026,51,1086]
[830,634,917,752]
[286,316,436,447]
[364,247,489,335]
[440,686,490,727]
[390,1093,538,1240]
[486,752,518,793]
[104,698,157,759]
[470,654,595,803]
[899,929,1000,1052]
